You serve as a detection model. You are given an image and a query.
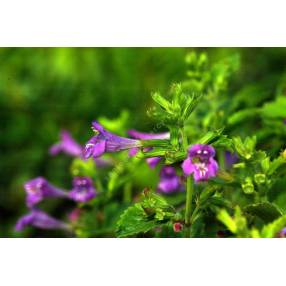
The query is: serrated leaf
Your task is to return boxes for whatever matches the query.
[116,191,174,237]
[116,204,159,238]
[244,202,282,223]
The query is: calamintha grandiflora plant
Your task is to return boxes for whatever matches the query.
[15,51,286,238]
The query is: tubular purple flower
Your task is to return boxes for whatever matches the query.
[50,130,112,167]
[157,166,181,193]
[83,121,142,159]
[24,177,68,208]
[68,176,96,203]
[182,144,219,182]
[128,129,170,168]
[15,209,69,231]
[127,130,170,140]
[49,130,82,157]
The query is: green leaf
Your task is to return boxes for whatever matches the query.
[116,190,174,237]
[217,209,237,233]
[233,136,256,160]
[217,207,249,237]
[141,190,173,213]
[244,202,282,223]
[261,96,286,119]
[212,135,233,151]
[182,92,203,120]
[261,214,286,238]
[261,157,270,173]
[227,108,260,125]
[195,128,224,145]
[268,156,286,175]
[151,92,172,113]
[116,203,159,238]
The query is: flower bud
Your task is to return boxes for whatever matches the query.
[173,222,183,233]
[254,173,266,185]
[242,177,254,194]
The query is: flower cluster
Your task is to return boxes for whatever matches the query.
[16,131,100,232]
[16,175,97,232]
[16,120,219,235]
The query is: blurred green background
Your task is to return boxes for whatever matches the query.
[1,47,286,237]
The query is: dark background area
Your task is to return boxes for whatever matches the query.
[1,48,286,237]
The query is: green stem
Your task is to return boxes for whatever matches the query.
[123,181,132,203]
[180,127,194,237]
[185,176,194,227]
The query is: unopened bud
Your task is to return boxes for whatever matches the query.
[173,222,183,233]
[254,173,266,185]
[242,177,254,194]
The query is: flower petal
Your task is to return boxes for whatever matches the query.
[182,158,195,176]
[92,140,106,158]
[146,157,161,168]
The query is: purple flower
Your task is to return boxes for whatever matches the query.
[69,176,96,203]
[50,130,82,157]
[157,166,181,193]
[15,209,69,231]
[127,130,170,140]
[225,151,239,169]
[128,130,170,168]
[182,144,219,182]
[146,157,162,169]
[83,121,142,159]
[50,130,112,167]
[24,177,68,208]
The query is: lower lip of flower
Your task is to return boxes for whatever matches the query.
[27,187,38,194]
[195,162,208,177]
